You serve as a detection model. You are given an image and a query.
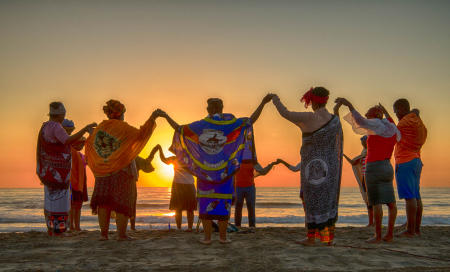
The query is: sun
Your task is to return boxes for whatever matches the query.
[138,160,175,187]
[160,162,174,180]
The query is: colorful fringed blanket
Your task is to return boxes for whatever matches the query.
[85,119,155,177]
[170,114,252,183]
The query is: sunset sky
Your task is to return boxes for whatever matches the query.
[0,1,449,188]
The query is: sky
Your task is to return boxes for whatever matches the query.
[0,0,449,188]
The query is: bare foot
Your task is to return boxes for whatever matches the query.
[382,234,393,242]
[199,239,212,245]
[397,230,415,238]
[415,231,421,237]
[365,236,382,244]
[295,238,315,246]
[219,239,232,244]
[99,235,108,241]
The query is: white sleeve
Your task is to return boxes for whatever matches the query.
[344,110,401,140]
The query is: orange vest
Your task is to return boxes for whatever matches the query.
[395,113,427,164]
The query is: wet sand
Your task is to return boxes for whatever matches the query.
[0,226,449,271]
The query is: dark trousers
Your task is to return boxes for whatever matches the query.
[234,185,256,227]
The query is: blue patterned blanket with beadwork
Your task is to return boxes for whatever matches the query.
[170,113,251,183]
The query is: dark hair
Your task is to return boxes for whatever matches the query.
[50,101,63,110]
[394,98,410,112]
[311,87,330,108]
[103,99,126,119]
[207,98,223,115]
[207,98,223,106]
[311,87,330,97]
[49,102,64,119]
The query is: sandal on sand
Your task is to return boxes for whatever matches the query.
[199,239,212,245]
[219,239,232,244]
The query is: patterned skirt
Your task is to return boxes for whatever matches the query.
[169,182,197,211]
[90,168,137,217]
[44,186,70,234]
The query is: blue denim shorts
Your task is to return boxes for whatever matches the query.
[395,158,423,200]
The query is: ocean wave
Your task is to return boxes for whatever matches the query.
[136,203,169,208]
[256,202,300,208]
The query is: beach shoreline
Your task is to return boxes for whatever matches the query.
[1,226,449,271]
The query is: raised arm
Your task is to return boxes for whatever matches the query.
[159,110,181,131]
[135,145,160,173]
[249,94,274,124]
[66,122,97,145]
[254,161,279,176]
[147,145,160,162]
[277,159,301,172]
[157,145,177,165]
[343,154,355,165]
[334,97,370,127]
[337,98,399,139]
[334,97,356,113]
[378,103,393,121]
[272,94,310,125]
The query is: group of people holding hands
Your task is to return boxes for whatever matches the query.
[37,86,426,246]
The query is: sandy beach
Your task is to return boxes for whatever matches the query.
[0,226,449,271]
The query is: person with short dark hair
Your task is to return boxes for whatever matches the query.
[272,87,343,246]
[335,98,401,243]
[160,94,273,244]
[36,102,96,236]
[392,98,427,237]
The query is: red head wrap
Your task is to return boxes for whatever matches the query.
[300,87,329,108]
[365,106,383,119]
[103,100,126,120]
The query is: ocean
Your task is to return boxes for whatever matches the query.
[0,187,449,232]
